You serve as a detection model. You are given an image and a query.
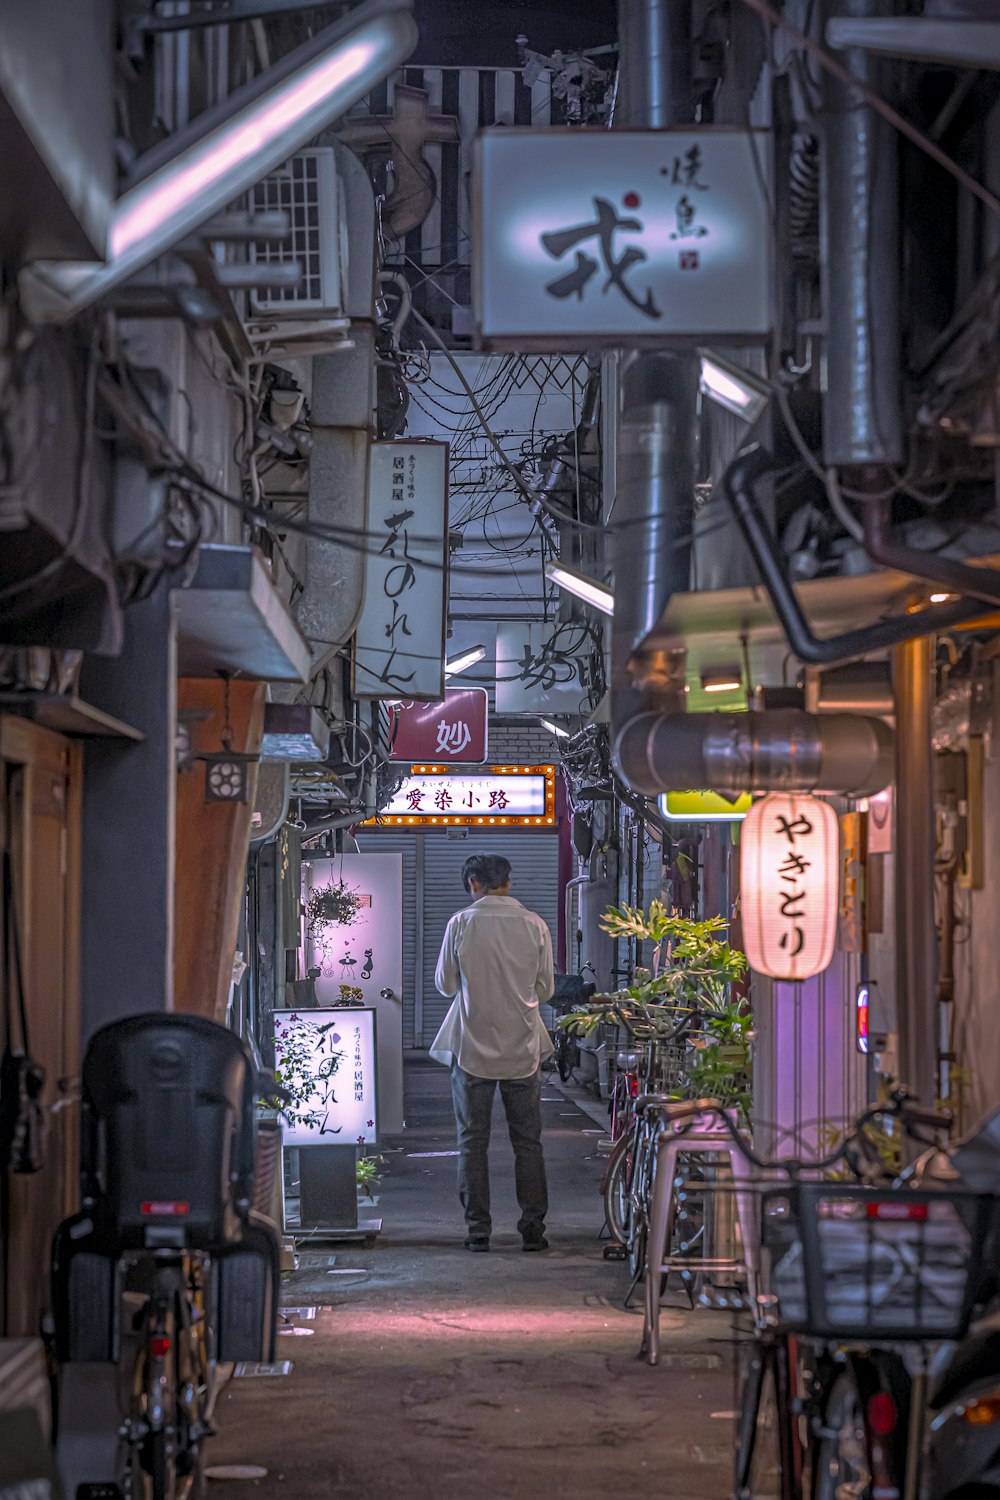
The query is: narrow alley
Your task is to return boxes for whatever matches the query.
[210,1059,734,1500]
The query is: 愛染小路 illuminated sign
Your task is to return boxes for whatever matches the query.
[368,765,557,828]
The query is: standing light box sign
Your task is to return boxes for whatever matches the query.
[273,1008,377,1147]
[740,793,840,981]
[354,440,449,700]
[476,129,772,350]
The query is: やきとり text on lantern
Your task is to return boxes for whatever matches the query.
[740,793,839,981]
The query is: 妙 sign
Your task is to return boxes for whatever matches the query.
[740,793,839,982]
[388,688,488,763]
[354,441,449,700]
[273,1007,378,1147]
[366,764,557,828]
[476,129,772,349]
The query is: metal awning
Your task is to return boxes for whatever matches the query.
[174,545,312,683]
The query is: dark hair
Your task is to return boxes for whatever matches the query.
[462,853,512,893]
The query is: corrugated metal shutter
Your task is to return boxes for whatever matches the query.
[354,831,418,1047]
[420,833,560,1045]
[358,830,560,1046]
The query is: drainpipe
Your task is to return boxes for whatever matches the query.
[894,635,939,1107]
[611,0,698,732]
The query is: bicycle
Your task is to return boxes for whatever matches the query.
[52,1014,284,1500]
[641,1090,975,1500]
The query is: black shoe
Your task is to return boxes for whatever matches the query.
[521,1235,549,1252]
[464,1237,490,1252]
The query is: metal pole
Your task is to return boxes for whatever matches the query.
[893,635,938,1107]
[413,833,425,1047]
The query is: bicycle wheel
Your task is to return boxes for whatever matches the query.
[736,1339,801,1500]
[810,1374,873,1500]
[602,1133,632,1242]
[626,1135,655,1283]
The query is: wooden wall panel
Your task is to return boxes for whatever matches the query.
[1,718,81,1337]
[174,681,266,1023]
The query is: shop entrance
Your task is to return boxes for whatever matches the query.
[354,830,559,1049]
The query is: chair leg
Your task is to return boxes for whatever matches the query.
[732,1157,760,1313]
[642,1139,677,1366]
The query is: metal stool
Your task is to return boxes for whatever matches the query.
[642,1106,759,1365]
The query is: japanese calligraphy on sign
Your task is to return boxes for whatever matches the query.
[366,765,557,829]
[496,620,599,715]
[476,130,772,348]
[740,793,839,982]
[273,1007,378,1146]
[388,688,489,763]
[354,441,449,701]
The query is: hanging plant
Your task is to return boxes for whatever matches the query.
[306,879,362,940]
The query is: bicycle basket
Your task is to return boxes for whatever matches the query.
[762,1183,998,1342]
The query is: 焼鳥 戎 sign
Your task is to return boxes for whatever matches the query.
[354,441,449,700]
[476,129,772,349]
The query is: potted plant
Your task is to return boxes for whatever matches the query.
[305,879,362,957]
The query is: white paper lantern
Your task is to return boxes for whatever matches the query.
[740,793,839,981]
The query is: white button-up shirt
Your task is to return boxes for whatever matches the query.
[431,895,555,1079]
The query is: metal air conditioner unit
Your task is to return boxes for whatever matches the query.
[247,148,352,359]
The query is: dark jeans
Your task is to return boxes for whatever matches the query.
[449,1064,548,1241]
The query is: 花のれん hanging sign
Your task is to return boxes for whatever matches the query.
[388,688,489,763]
[273,1008,377,1147]
[740,793,839,981]
[475,129,772,350]
[366,764,557,828]
[657,790,752,822]
[354,441,449,701]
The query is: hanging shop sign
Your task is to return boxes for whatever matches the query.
[838,811,865,954]
[657,790,752,822]
[388,688,488,763]
[740,792,839,982]
[366,764,557,828]
[354,440,449,701]
[273,1007,378,1147]
[495,619,597,716]
[475,129,772,350]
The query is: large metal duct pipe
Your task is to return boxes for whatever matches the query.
[820,0,903,467]
[615,709,894,798]
[611,0,698,718]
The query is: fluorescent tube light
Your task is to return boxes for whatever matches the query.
[701,666,743,694]
[21,0,417,322]
[698,351,770,425]
[545,561,614,617]
[444,644,486,676]
[540,718,570,739]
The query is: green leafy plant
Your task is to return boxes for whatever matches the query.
[305,881,362,957]
[273,1014,344,1133]
[558,902,752,1119]
[356,1154,385,1199]
[337,984,365,1007]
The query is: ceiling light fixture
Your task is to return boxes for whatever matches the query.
[545,561,615,616]
[540,718,570,739]
[444,643,486,676]
[929,592,955,604]
[701,666,743,694]
[20,0,417,322]
[698,350,770,425]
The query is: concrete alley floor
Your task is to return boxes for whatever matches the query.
[209,1058,738,1499]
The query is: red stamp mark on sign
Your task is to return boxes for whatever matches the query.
[679,250,700,270]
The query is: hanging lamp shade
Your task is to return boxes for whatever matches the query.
[740,792,839,981]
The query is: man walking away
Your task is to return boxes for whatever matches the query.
[431,854,554,1252]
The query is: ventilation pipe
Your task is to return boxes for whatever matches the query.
[610,0,697,726]
[615,709,894,799]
